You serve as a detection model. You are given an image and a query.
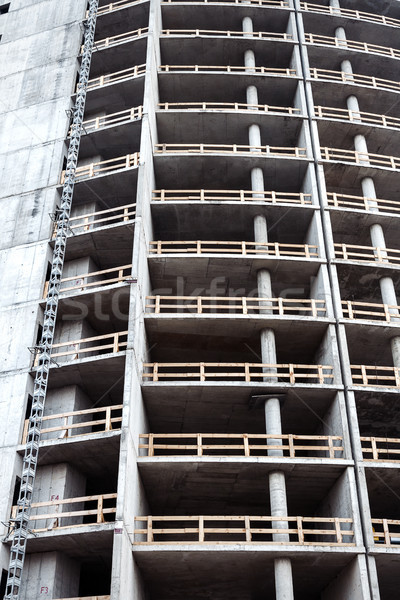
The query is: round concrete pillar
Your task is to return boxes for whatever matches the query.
[361,177,379,212]
[244,49,256,68]
[354,133,370,166]
[274,558,294,600]
[242,16,253,34]
[341,59,353,74]
[251,167,264,196]
[249,123,262,147]
[265,397,283,456]
[391,337,400,368]
[246,85,259,107]
[329,0,340,7]
[335,26,346,41]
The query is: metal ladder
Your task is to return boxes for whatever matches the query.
[4,1,99,597]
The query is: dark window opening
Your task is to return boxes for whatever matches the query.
[0,570,8,597]
[35,324,43,346]
[12,476,21,507]
[25,394,33,420]
[0,4,10,15]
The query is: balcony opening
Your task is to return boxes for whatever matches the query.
[12,476,21,507]
[0,570,7,597]
[0,4,10,14]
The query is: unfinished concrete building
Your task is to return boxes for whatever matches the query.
[1,0,400,598]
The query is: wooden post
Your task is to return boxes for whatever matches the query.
[148,434,154,457]
[243,434,250,457]
[199,516,205,542]
[148,517,153,542]
[105,407,112,432]
[97,495,105,523]
[197,434,202,457]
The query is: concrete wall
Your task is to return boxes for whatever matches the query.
[0,0,87,581]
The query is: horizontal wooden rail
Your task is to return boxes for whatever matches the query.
[162,29,293,40]
[86,64,146,91]
[305,33,400,59]
[362,437,400,462]
[96,0,146,16]
[149,240,318,258]
[49,331,128,363]
[372,519,400,546]
[11,494,117,533]
[54,596,110,600]
[159,64,297,76]
[155,143,307,157]
[159,101,301,115]
[22,405,123,445]
[315,105,400,130]
[334,243,400,266]
[162,0,290,5]
[321,147,400,169]
[134,515,354,545]
[309,68,400,92]
[342,300,400,323]
[61,153,139,184]
[145,295,327,317]
[79,106,143,134]
[90,27,148,52]
[300,2,400,28]
[351,365,400,388]
[44,264,132,297]
[152,189,312,204]
[53,203,136,238]
[139,433,344,458]
[142,362,334,384]
[327,192,400,214]
[33,332,128,366]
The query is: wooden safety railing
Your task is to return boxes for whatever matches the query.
[22,405,123,445]
[334,243,400,266]
[142,363,334,384]
[43,264,132,297]
[39,331,128,364]
[162,0,290,5]
[53,203,136,238]
[145,295,326,317]
[86,64,146,91]
[341,300,400,323]
[54,597,110,600]
[96,0,146,16]
[152,189,312,204]
[309,68,400,92]
[327,192,400,214]
[362,437,400,462]
[61,154,140,184]
[54,596,110,600]
[134,515,355,545]
[155,143,307,157]
[11,494,117,534]
[372,519,400,546]
[305,33,400,59]
[78,106,143,134]
[149,240,318,258]
[351,365,400,388]
[315,106,400,130]
[89,27,148,52]
[321,147,400,169]
[159,101,300,115]
[139,433,344,458]
[300,2,400,28]
[162,29,293,40]
[159,64,297,76]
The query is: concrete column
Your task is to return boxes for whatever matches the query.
[353,133,370,166]
[274,559,294,600]
[242,16,253,35]
[360,176,378,212]
[335,26,346,42]
[249,123,262,147]
[247,85,259,107]
[329,0,340,7]
[341,59,353,75]
[346,94,362,124]
[244,49,256,69]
